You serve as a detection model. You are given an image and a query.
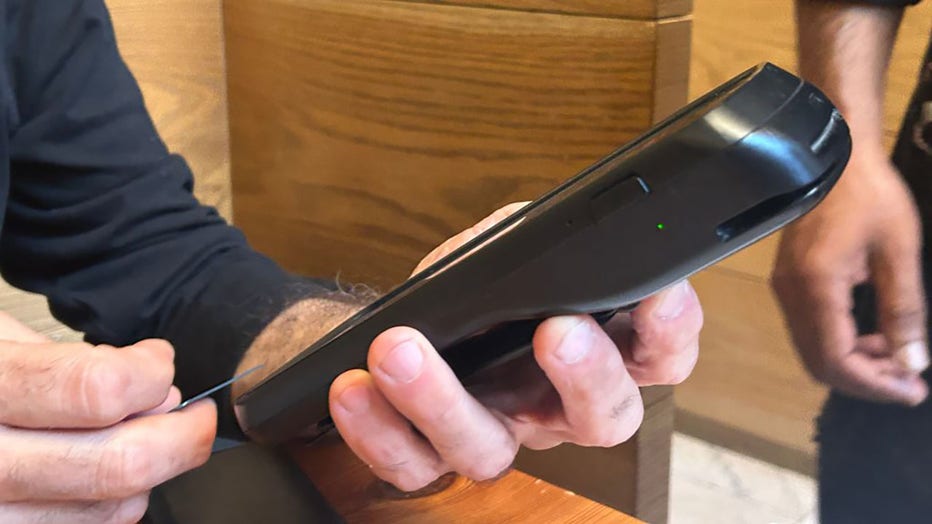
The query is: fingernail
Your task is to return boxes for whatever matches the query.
[895,341,930,374]
[655,281,691,320]
[554,317,594,365]
[378,341,424,383]
[899,379,928,407]
[338,385,370,414]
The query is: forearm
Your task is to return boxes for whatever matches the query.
[796,0,904,155]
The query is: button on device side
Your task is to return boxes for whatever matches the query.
[588,175,651,222]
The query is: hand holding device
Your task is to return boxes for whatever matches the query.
[325,205,702,491]
[233,64,851,492]
[237,64,853,452]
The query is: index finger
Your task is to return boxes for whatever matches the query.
[871,225,929,373]
[832,334,928,405]
[774,274,925,404]
[0,339,175,429]
[0,399,216,502]
[622,280,703,386]
[533,315,644,448]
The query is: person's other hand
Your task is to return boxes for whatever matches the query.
[0,312,216,523]
[773,151,929,405]
[329,204,703,491]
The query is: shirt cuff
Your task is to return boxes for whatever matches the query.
[158,251,336,439]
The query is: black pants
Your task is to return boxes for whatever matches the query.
[819,38,932,523]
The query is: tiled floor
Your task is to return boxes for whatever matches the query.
[670,434,818,524]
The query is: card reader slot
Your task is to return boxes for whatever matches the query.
[715,164,835,242]
[811,109,843,153]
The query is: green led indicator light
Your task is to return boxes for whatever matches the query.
[656,223,666,230]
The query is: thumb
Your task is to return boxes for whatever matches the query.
[871,226,929,374]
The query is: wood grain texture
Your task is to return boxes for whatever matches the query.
[110,0,232,218]
[391,0,691,19]
[0,0,231,338]
[653,17,692,122]
[634,386,675,520]
[679,269,827,465]
[292,434,642,524]
[226,0,686,288]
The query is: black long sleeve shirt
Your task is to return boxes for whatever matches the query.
[1,0,328,434]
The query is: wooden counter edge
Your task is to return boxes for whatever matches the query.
[289,433,643,523]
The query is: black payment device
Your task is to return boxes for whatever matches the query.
[236,63,852,443]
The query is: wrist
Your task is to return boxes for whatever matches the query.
[231,292,373,403]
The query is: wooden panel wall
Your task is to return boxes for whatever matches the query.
[225,1,689,521]
[392,0,693,19]
[110,0,232,218]
[678,0,932,473]
[227,0,690,288]
[0,0,231,340]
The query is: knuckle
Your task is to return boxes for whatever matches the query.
[644,336,701,387]
[801,249,838,275]
[140,339,175,360]
[772,253,828,286]
[150,357,176,386]
[591,395,644,448]
[422,387,464,427]
[884,304,925,328]
[770,271,805,299]
[142,349,176,391]
[98,437,156,497]
[74,356,134,424]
